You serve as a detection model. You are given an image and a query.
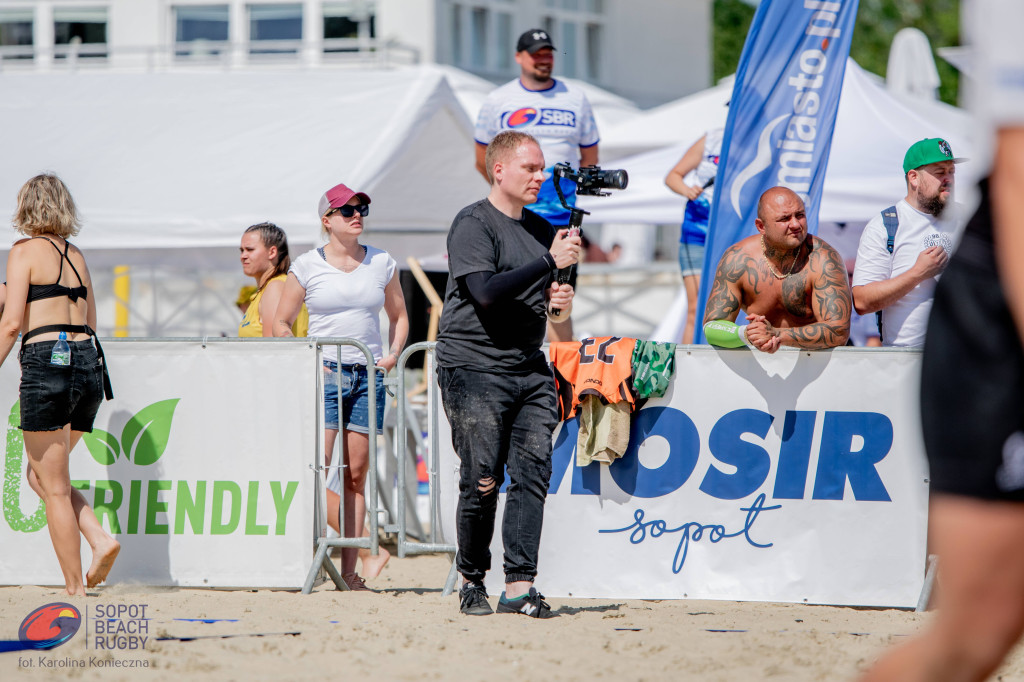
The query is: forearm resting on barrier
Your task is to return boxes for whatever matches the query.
[703,320,753,349]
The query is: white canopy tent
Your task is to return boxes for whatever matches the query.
[0,65,483,263]
[583,59,978,227]
[0,65,485,335]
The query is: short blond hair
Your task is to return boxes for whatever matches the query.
[484,131,540,184]
[13,173,82,238]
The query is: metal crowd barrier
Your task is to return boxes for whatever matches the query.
[301,337,381,594]
[393,343,459,595]
[303,339,458,594]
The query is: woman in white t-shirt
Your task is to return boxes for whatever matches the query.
[275,182,409,591]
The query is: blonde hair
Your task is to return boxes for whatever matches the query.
[13,173,82,238]
[484,131,540,184]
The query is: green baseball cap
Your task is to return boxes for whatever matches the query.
[903,138,966,174]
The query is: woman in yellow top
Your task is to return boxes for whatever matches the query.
[238,223,307,337]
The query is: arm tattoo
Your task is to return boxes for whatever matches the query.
[703,245,753,322]
[275,320,295,338]
[780,243,851,349]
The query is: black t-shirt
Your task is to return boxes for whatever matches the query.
[436,199,556,372]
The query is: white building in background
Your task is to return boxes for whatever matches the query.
[0,0,711,336]
[0,0,711,106]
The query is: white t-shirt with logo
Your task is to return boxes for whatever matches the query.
[852,199,965,347]
[474,78,599,167]
[290,245,397,364]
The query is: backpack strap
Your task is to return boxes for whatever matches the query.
[881,205,898,254]
[875,205,899,341]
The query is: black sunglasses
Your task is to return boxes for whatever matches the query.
[329,203,369,218]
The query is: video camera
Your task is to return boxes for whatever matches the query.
[548,163,628,317]
[552,163,628,198]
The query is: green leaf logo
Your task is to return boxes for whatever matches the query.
[83,429,120,465]
[4,400,47,532]
[121,399,180,466]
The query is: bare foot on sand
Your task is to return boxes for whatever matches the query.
[359,545,390,579]
[87,538,121,588]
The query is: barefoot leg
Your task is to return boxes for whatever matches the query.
[25,428,86,596]
[359,534,390,579]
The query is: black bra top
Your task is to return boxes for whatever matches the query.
[26,237,88,303]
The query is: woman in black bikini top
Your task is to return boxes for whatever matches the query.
[0,173,119,596]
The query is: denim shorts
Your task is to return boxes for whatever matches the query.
[678,242,705,278]
[19,339,104,432]
[324,361,385,433]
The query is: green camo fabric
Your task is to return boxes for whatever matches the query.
[631,340,677,399]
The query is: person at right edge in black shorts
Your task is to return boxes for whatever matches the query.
[436,130,581,618]
[861,1,1024,680]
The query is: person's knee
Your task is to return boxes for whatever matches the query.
[346,468,368,491]
[477,475,496,495]
[469,474,499,505]
[935,606,1024,675]
[35,476,73,499]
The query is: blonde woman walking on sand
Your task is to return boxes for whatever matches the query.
[0,174,118,596]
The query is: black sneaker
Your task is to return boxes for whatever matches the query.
[496,587,555,618]
[459,583,493,616]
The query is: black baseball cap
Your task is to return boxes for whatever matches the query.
[516,29,555,54]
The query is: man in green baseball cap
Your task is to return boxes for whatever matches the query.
[850,137,967,347]
[902,137,968,175]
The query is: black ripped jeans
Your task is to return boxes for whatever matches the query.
[439,365,558,585]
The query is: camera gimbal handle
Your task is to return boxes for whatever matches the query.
[550,164,588,317]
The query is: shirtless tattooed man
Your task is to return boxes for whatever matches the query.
[702,186,852,353]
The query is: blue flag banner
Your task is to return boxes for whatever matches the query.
[693,0,859,342]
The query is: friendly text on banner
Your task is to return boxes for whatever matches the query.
[0,341,318,588]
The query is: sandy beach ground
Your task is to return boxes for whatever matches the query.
[2,548,1023,682]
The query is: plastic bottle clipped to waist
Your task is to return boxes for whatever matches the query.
[50,331,71,366]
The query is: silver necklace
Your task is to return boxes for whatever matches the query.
[761,235,798,279]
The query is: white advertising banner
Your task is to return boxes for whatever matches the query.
[438,347,929,607]
[0,340,318,588]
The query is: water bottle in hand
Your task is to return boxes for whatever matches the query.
[50,332,71,366]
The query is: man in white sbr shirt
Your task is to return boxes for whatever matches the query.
[474,28,599,343]
[851,137,967,346]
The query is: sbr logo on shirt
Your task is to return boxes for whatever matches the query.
[502,108,577,129]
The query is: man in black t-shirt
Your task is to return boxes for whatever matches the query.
[437,130,581,618]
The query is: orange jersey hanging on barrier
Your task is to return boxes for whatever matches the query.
[549,336,638,421]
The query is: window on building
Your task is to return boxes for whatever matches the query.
[561,0,579,10]
[495,12,511,70]
[450,3,462,65]
[249,3,302,54]
[542,16,555,42]
[324,1,375,52]
[584,0,604,12]
[470,7,487,68]
[561,21,577,77]
[174,5,229,56]
[0,9,33,61]
[54,7,108,60]
[585,22,601,80]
